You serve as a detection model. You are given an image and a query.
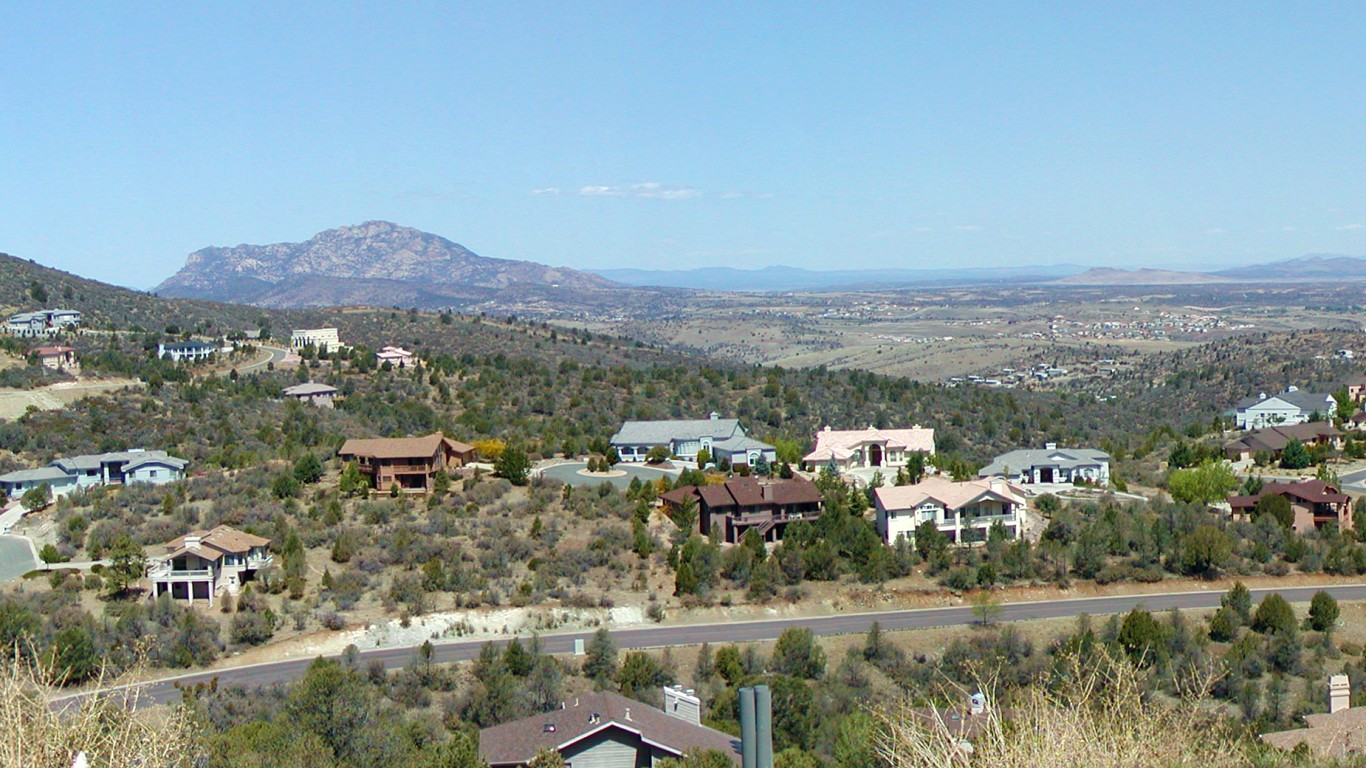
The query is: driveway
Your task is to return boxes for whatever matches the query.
[0,536,37,582]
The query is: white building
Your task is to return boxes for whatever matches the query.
[376,345,418,367]
[802,425,935,472]
[610,413,776,467]
[148,525,272,606]
[874,476,1026,545]
[158,340,216,362]
[0,449,189,499]
[979,443,1111,485]
[1235,387,1336,430]
[291,327,342,352]
[6,309,81,337]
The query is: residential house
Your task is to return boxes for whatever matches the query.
[801,425,936,473]
[480,688,740,767]
[610,414,776,467]
[660,476,823,543]
[1228,479,1353,533]
[1262,676,1362,758]
[1223,421,1342,462]
[282,382,339,409]
[32,345,76,370]
[0,449,189,499]
[1348,377,1366,405]
[978,443,1110,485]
[1235,387,1335,430]
[291,328,342,352]
[147,525,272,606]
[375,346,418,367]
[158,340,216,362]
[1350,412,1366,432]
[5,309,81,337]
[337,432,475,493]
[874,476,1026,545]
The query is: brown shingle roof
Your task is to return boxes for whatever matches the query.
[479,691,740,766]
[1229,480,1350,511]
[163,524,269,558]
[338,432,472,460]
[1262,707,1366,757]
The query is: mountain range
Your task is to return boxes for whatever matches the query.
[153,222,1366,311]
[154,221,619,309]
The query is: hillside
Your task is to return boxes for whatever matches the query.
[1214,253,1366,281]
[154,221,626,311]
[1053,267,1230,286]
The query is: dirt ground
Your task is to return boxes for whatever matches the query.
[0,378,143,420]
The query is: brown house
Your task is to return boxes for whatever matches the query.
[1224,421,1342,462]
[1228,479,1353,533]
[148,525,272,606]
[661,476,823,544]
[337,432,475,493]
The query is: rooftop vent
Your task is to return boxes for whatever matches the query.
[542,723,556,733]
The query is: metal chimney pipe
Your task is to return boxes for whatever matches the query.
[739,686,757,768]
[755,684,774,768]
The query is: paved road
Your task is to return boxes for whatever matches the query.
[234,345,290,375]
[1341,467,1366,494]
[59,582,1366,708]
[0,536,37,583]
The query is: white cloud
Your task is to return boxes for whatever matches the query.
[578,182,700,200]
[530,187,560,196]
[1336,223,1364,231]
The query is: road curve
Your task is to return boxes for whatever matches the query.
[234,344,290,375]
[60,583,1366,707]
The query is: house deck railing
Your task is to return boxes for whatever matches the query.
[147,565,214,579]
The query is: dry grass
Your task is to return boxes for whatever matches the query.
[872,648,1318,768]
[0,660,198,768]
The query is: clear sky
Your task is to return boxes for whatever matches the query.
[2,2,1365,288]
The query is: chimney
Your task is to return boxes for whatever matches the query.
[1044,442,1057,450]
[624,707,631,721]
[663,685,702,726]
[184,535,201,548]
[709,411,719,421]
[740,685,774,768]
[1330,674,1351,714]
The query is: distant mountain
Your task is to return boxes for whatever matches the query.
[1213,253,1366,281]
[590,263,1088,292]
[155,221,620,307]
[1053,267,1231,286]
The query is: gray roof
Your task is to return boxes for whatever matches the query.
[161,340,215,351]
[52,450,187,474]
[1237,389,1333,412]
[123,454,189,472]
[0,466,72,484]
[611,418,746,446]
[283,382,339,397]
[479,691,740,766]
[712,435,776,453]
[979,447,1110,478]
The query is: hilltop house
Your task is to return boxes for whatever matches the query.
[979,443,1110,485]
[158,340,216,363]
[291,328,342,352]
[479,688,740,767]
[375,346,418,367]
[32,345,76,370]
[282,382,339,409]
[610,414,776,467]
[1228,479,1352,533]
[0,449,189,499]
[1223,421,1341,462]
[5,309,81,337]
[147,525,272,606]
[660,476,822,543]
[337,432,475,493]
[802,425,936,473]
[874,476,1026,545]
[1235,387,1335,430]
[1262,676,1362,757]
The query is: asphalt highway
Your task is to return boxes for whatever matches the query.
[62,582,1366,707]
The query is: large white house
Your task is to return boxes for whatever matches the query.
[158,340,216,362]
[291,327,343,352]
[148,525,272,606]
[0,449,189,499]
[802,425,935,473]
[610,414,776,467]
[978,443,1110,485]
[1235,387,1336,430]
[874,476,1026,545]
[6,309,81,337]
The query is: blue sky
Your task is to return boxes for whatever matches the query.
[2,2,1365,288]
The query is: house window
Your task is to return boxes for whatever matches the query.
[149,470,158,478]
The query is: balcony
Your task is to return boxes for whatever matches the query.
[148,564,214,580]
